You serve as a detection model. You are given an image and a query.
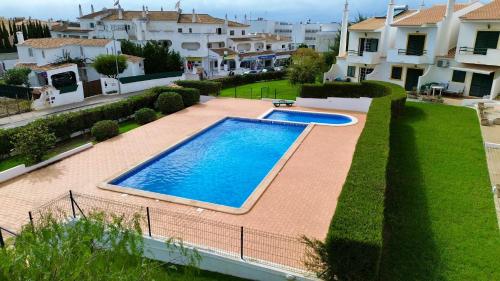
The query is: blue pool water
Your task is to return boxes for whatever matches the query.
[263,110,354,125]
[111,118,306,208]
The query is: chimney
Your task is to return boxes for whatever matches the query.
[146,6,149,15]
[380,0,395,57]
[91,4,95,13]
[118,5,123,20]
[385,0,395,26]
[161,6,164,12]
[445,0,455,19]
[419,0,425,11]
[192,9,196,23]
[16,31,24,44]
[338,0,349,57]
[225,14,228,26]
[142,5,146,18]
[79,4,83,17]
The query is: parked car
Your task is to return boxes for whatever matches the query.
[243,70,259,75]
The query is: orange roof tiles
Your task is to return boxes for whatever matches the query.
[18,38,112,49]
[461,0,500,21]
[349,10,416,31]
[393,4,470,26]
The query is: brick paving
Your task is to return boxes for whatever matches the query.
[0,98,366,241]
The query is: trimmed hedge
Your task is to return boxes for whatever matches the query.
[317,81,406,281]
[300,82,388,99]
[91,120,119,142]
[175,80,222,96]
[155,92,184,114]
[134,108,157,125]
[0,86,200,158]
[213,71,287,89]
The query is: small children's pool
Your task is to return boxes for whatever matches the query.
[262,110,357,126]
[106,118,307,211]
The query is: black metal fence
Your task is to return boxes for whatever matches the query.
[230,86,299,101]
[0,84,32,117]
[24,191,309,273]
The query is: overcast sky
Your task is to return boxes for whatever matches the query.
[0,0,480,23]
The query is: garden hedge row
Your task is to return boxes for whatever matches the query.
[322,81,406,281]
[300,82,388,99]
[213,71,287,89]
[0,86,200,158]
[175,80,222,96]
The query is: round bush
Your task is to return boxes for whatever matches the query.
[91,120,119,142]
[134,108,157,125]
[155,92,184,114]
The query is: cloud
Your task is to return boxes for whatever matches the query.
[0,0,471,23]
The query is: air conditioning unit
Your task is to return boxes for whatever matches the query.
[437,59,449,68]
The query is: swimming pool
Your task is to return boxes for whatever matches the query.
[262,109,357,126]
[105,118,307,211]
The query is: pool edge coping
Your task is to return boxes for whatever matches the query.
[98,116,314,215]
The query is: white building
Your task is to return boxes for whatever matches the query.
[248,18,340,52]
[325,0,499,100]
[14,33,144,109]
[60,4,294,76]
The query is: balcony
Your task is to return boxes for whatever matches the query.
[387,49,434,65]
[346,50,381,65]
[455,47,500,66]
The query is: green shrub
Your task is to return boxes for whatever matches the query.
[134,108,157,125]
[0,129,16,158]
[213,71,287,89]
[300,82,388,99]
[155,92,185,114]
[304,81,406,281]
[91,120,119,142]
[175,80,221,96]
[146,86,200,107]
[12,121,57,165]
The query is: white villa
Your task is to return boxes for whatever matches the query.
[51,4,294,76]
[248,18,340,52]
[325,0,500,100]
[14,33,144,109]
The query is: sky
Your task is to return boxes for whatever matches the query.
[0,0,479,23]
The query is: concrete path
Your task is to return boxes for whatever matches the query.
[0,91,145,129]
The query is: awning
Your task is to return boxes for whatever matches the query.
[451,63,500,75]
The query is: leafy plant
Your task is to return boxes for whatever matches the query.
[91,120,119,142]
[12,121,56,165]
[3,67,31,86]
[155,92,184,114]
[288,48,325,85]
[0,212,201,281]
[121,40,183,74]
[134,108,157,125]
[93,54,127,78]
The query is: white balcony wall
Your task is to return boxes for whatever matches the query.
[455,22,500,66]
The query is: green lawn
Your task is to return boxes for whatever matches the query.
[380,102,500,280]
[219,79,300,100]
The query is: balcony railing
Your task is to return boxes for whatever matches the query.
[398,49,427,56]
[348,50,362,56]
[459,46,489,55]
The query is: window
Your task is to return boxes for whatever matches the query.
[189,28,192,33]
[364,38,379,52]
[347,66,356,77]
[282,44,286,49]
[216,28,222,35]
[178,28,182,33]
[207,43,212,48]
[391,66,403,80]
[242,30,246,35]
[28,48,33,57]
[230,30,235,36]
[41,50,45,59]
[80,46,84,57]
[90,23,95,28]
[452,70,466,83]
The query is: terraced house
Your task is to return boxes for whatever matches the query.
[52,4,293,76]
[325,0,500,99]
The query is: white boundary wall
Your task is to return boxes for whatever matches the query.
[295,97,372,113]
[101,74,186,95]
[143,236,319,281]
[0,143,93,183]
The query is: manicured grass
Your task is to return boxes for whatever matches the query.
[118,119,141,134]
[219,79,300,100]
[169,269,248,281]
[380,102,500,280]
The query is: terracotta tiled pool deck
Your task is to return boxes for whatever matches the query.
[0,98,366,241]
